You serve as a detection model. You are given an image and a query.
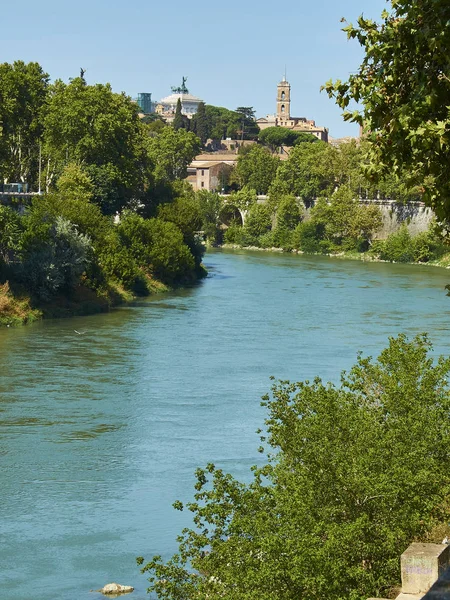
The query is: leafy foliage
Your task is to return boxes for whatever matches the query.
[270,142,336,201]
[310,186,382,251]
[43,77,151,213]
[0,206,23,267]
[233,145,280,194]
[196,190,223,244]
[0,61,49,186]
[146,127,200,185]
[323,1,450,223]
[19,216,92,301]
[139,335,450,600]
[258,127,318,152]
[375,224,446,263]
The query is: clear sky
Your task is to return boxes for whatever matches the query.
[2,0,389,138]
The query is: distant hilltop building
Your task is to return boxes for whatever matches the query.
[257,76,328,142]
[137,93,154,115]
[155,76,204,122]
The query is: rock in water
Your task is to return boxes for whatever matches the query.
[98,582,134,595]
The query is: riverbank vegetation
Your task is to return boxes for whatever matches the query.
[138,334,450,600]
[0,63,206,325]
[191,126,448,264]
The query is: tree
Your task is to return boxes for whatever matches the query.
[193,102,208,145]
[235,106,259,140]
[323,1,450,223]
[146,127,200,185]
[270,142,337,201]
[195,190,223,244]
[0,206,23,269]
[259,127,317,153]
[204,105,244,144]
[43,77,151,213]
[0,61,49,187]
[56,162,94,203]
[243,202,273,241]
[158,195,204,269]
[311,186,382,250]
[19,215,92,300]
[233,145,280,194]
[172,98,185,131]
[138,334,450,600]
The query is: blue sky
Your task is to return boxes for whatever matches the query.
[2,0,389,138]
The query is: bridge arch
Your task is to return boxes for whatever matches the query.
[219,203,245,228]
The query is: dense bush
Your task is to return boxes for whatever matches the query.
[376,224,447,263]
[139,335,450,600]
[19,216,92,301]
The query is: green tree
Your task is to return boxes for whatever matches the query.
[43,77,151,213]
[146,127,200,185]
[158,195,204,269]
[204,105,242,145]
[0,206,23,269]
[311,186,382,251]
[56,162,94,202]
[243,202,273,245]
[196,190,223,244]
[270,142,337,201]
[271,194,303,250]
[323,1,450,223]
[235,106,259,140]
[193,102,208,145]
[233,145,280,194]
[19,215,92,300]
[138,334,450,600]
[259,126,317,153]
[172,98,185,131]
[0,61,49,187]
[228,186,257,214]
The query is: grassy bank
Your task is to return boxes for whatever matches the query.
[0,276,172,327]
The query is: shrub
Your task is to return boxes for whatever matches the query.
[379,225,416,263]
[20,217,92,300]
[292,221,323,253]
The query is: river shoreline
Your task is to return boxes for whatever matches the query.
[0,272,201,327]
[220,243,450,270]
[2,244,449,327]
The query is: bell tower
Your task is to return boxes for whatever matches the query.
[276,75,291,124]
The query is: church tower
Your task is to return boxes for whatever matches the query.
[276,76,291,124]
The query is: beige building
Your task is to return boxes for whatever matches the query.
[187,154,236,192]
[256,77,328,142]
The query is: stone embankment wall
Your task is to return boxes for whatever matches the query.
[300,199,435,239]
[360,200,435,239]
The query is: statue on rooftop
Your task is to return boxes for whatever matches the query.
[171,76,189,94]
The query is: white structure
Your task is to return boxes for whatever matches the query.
[155,77,204,120]
[156,92,203,117]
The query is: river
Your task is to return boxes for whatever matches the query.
[1,249,450,599]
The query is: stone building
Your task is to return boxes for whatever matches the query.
[187,154,236,192]
[256,77,328,142]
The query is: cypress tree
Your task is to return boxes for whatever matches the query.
[172,98,184,130]
[195,102,209,145]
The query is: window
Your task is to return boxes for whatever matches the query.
[201,181,204,188]
[281,105,285,113]
[202,169,204,176]
[281,91,285,100]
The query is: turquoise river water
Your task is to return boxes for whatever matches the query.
[1,249,450,599]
